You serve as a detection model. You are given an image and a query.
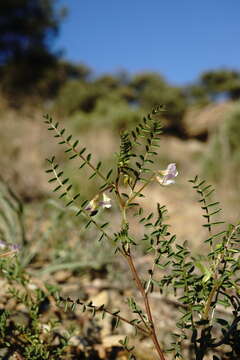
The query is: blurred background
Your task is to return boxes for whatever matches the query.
[0,0,239,235]
[0,1,240,357]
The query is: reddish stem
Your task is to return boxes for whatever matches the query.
[123,248,166,360]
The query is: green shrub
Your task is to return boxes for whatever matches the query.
[202,102,240,186]
[55,80,102,115]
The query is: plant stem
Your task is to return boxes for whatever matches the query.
[123,248,166,360]
[127,174,156,206]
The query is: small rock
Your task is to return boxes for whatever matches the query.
[91,290,109,307]
[54,270,71,283]
[102,335,125,348]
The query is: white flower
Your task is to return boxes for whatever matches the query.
[100,192,112,209]
[85,192,111,216]
[85,194,100,214]
[156,163,178,186]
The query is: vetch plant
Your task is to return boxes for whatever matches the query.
[44,106,240,360]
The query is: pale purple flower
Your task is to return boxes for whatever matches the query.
[9,244,21,252]
[156,163,178,186]
[0,241,20,252]
[0,242,21,258]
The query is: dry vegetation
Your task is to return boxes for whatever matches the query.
[0,97,239,359]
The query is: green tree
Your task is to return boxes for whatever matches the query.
[0,0,65,95]
[200,69,240,101]
[130,73,187,132]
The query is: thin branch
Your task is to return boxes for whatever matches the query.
[122,247,166,360]
[57,295,149,336]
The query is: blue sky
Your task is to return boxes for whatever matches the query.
[55,0,240,85]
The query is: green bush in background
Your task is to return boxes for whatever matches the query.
[203,102,240,187]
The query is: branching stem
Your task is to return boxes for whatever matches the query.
[127,174,156,206]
